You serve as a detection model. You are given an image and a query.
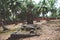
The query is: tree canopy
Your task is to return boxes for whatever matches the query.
[0,0,60,21]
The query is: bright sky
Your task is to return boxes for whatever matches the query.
[55,0,60,8]
[33,0,60,16]
[34,0,40,4]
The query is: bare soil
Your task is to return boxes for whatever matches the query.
[0,20,60,40]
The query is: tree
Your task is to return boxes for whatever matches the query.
[0,0,21,31]
[57,7,60,18]
[0,0,10,31]
[47,0,57,18]
[21,0,35,24]
[35,0,49,18]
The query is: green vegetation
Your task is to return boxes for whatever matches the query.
[0,0,60,21]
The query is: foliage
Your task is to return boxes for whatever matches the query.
[0,0,59,22]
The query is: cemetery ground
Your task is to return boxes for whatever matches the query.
[0,20,60,40]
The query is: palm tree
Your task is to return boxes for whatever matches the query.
[19,0,40,24]
[37,0,57,18]
[47,0,57,18]
[22,0,35,24]
[0,0,21,31]
[35,0,48,19]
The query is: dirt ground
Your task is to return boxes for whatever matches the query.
[0,20,60,40]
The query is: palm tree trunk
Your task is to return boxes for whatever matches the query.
[27,12,33,24]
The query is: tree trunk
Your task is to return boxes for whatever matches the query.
[26,12,33,24]
[1,20,8,31]
[43,13,45,18]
